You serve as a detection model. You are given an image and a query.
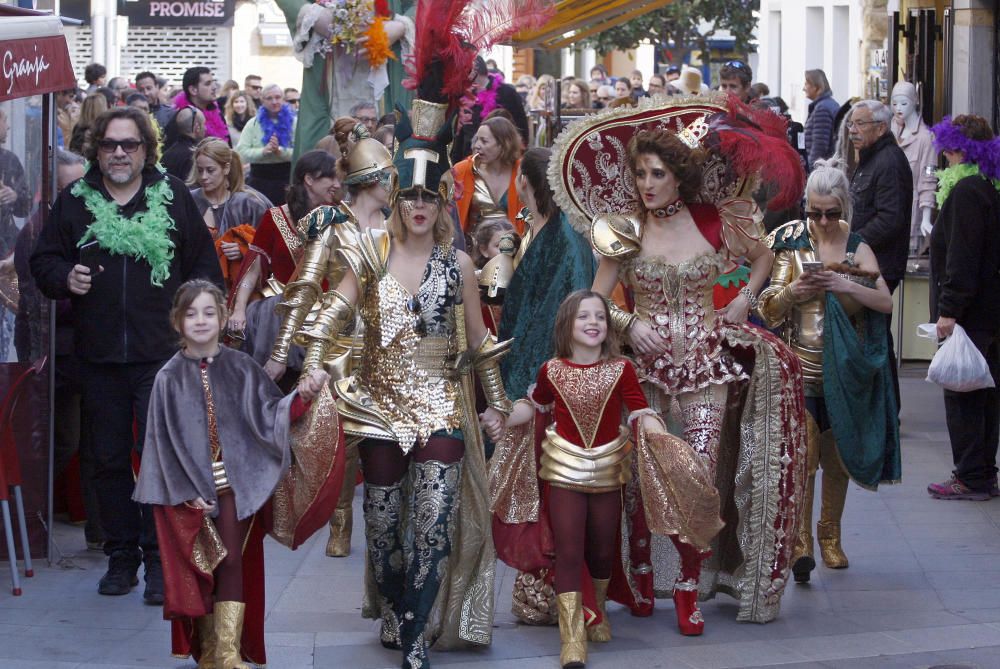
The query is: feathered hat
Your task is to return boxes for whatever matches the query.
[549,92,806,234]
[392,0,553,201]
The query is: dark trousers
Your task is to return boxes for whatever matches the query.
[886,278,901,413]
[943,329,1000,491]
[80,359,166,557]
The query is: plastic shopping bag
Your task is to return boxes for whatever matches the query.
[926,323,995,392]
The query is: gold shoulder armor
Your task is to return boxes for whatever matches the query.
[590,213,642,259]
[357,228,391,277]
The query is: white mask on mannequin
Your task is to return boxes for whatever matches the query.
[891,95,916,123]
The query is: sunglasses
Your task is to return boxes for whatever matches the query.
[723,60,748,70]
[97,139,143,154]
[406,296,427,336]
[287,98,300,104]
[805,209,842,222]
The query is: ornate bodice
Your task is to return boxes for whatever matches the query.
[354,244,465,450]
[622,251,747,395]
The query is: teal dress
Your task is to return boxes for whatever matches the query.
[498,213,597,401]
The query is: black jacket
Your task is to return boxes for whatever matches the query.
[930,173,1000,332]
[30,166,223,364]
[161,135,198,181]
[849,132,913,283]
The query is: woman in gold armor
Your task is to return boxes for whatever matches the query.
[276,95,508,668]
[759,159,899,583]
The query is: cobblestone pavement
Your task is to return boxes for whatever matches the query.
[2,368,1000,669]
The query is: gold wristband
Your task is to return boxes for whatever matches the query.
[608,303,637,335]
[472,334,514,416]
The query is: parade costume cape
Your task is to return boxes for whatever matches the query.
[546,93,809,624]
[134,346,345,664]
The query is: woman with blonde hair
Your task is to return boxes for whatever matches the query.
[69,93,108,154]
[224,90,256,144]
[189,138,273,287]
[527,74,555,112]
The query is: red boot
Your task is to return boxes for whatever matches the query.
[671,536,707,636]
[672,583,704,636]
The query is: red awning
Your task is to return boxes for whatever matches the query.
[0,11,77,102]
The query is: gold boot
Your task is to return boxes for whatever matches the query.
[326,443,358,557]
[556,591,587,668]
[213,601,250,669]
[817,432,849,569]
[587,578,611,642]
[195,614,216,669]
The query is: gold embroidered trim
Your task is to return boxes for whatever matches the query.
[546,359,624,449]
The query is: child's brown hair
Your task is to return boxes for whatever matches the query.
[552,289,619,360]
[170,279,227,345]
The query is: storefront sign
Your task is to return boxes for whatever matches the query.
[118,0,236,26]
[0,35,76,103]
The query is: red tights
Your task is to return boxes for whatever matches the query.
[548,486,622,594]
[212,492,252,602]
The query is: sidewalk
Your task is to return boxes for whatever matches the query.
[2,369,999,669]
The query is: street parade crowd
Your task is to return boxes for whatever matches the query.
[9,0,1000,668]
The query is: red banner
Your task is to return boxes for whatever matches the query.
[0,35,76,103]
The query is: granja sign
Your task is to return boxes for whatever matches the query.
[0,36,76,103]
[118,0,236,26]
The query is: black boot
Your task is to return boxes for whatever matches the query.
[98,549,140,596]
[143,550,164,605]
[400,460,463,669]
[363,480,406,650]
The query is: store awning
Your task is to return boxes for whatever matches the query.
[0,9,77,102]
[512,0,676,50]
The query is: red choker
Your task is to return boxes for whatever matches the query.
[651,198,685,218]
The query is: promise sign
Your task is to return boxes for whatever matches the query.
[117,0,236,26]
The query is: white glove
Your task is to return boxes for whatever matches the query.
[920,207,933,236]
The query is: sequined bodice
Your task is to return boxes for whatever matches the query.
[356,245,464,450]
[623,251,747,395]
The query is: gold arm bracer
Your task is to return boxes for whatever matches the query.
[608,302,637,335]
[296,290,355,373]
[757,250,796,327]
[472,333,514,416]
[270,234,330,364]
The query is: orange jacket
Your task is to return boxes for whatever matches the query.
[453,156,524,235]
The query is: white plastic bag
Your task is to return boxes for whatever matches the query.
[926,324,995,392]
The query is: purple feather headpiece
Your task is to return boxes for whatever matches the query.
[931,116,1000,181]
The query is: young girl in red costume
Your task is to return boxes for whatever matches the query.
[485,290,722,668]
[134,280,338,668]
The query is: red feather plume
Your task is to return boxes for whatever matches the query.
[405,0,554,109]
[708,95,806,210]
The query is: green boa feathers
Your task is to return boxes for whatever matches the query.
[73,177,177,287]
[935,162,1000,209]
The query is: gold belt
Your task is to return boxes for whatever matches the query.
[212,460,231,492]
[411,336,456,380]
[539,425,632,493]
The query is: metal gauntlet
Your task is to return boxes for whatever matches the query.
[270,236,328,364]
[296,290,355,373]
[608,302,637,335]
[472,333,514,416]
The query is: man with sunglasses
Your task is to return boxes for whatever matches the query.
[30,107,223,606]
[718,60,753,103]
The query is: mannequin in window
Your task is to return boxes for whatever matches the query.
[890,81,937,253]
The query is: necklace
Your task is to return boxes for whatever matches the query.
[651,197,685,219]
[72,175,176,287]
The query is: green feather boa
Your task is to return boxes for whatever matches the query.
[73,177,177,287]
[935,162,1000,209]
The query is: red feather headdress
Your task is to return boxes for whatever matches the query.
[404,0,554,110]
[704,95,806,210]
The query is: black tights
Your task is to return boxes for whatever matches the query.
[548,486,622,594]
[360,435,465,485]
[212,492,252,602]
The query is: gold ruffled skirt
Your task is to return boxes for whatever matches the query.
[539,426,632,493]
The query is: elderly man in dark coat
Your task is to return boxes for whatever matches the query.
[847,99,913,406]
